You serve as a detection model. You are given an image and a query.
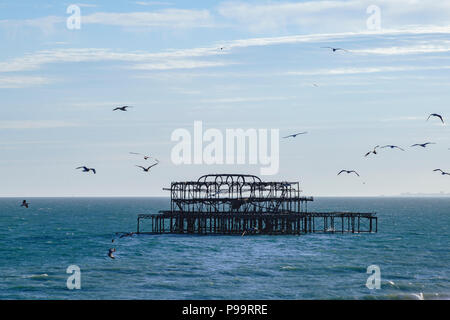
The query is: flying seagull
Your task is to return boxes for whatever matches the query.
[113,106,132,111]
[427,113,444,124]
[76,166,96,174]
[338,170,360,177]
[411,142,436,148]
[129,152,155,160]
[433,169,450,176]
[136,161,159,172]
[21,200,29,208]
[381,145,405,151]
[283,132,308,139]
[365,145,380,157]
[321,46,348,52]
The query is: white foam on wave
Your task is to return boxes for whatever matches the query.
[411,292,424,300]
[27,274,49,279]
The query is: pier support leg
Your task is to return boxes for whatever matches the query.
[137,218,140,234]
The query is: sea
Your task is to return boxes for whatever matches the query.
[0,197,448,300]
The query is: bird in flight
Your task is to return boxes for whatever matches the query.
[427,113,444,124]
[76,166,96,174]
[381,145,405,151]
[113,106,132,111]
[433,169,450,176]
[321,47,348,52]
[21,200,29,208]
[411,142,435,148]
[129,152,155,161]
[283,132,308,139]
[364,145,380,157]
[136,161,159,172]
[338,170,360,177]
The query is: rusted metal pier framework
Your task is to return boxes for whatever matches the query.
[137,174,377,235]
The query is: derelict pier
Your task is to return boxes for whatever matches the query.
[137,174,377,235]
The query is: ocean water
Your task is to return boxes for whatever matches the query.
[0,197,448,300]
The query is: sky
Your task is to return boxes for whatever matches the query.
[0,0,449,197]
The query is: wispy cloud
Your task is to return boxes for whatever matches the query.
[82,9,213,28]
[0,76,52,88]
[218,0,450,33]
[0,8,213,32]
[221,26,450,51]
[2,0,450,36]
[286,65,450,76]
[379,116,424,122]
[352,41,450,55]
[0,16,63,34]
[0,47,227,73]
[218,0,361,33]
[131,60,234,70]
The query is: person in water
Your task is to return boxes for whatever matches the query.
[108,248,116,259]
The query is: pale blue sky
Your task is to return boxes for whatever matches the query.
[0,0,449,196]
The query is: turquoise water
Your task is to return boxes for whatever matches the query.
[0,197,448,300]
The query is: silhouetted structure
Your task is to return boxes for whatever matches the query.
[137,174,377,235]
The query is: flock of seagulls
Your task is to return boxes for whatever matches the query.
[292,49,448,179]
[339,113,447,179]
[21,106,160,209]
[74,106,160,176]
[287,48,448,181]
[19,44,448,208]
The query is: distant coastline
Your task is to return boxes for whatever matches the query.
[398,192,450,197]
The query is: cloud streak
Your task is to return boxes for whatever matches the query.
[351,41,450,55]
[218,0,450,33]
[0,48,229,73]
[286,65,450,76]
[82,9,213,28]
[0,76,52,88]
[131,60,234,70]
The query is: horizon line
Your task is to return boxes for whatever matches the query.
[1,195,449,198]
